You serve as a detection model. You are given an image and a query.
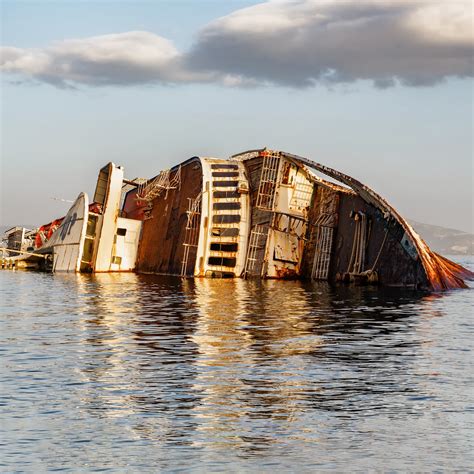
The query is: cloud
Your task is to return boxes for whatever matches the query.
[1,32,193,88]
[188,0,473,87]
[1,1,472,89]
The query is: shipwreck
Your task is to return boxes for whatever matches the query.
[2,148,472,291]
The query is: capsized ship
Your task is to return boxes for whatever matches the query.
[4,148,473,291]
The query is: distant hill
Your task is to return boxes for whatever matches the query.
[1,221,472,255]
[409,220,473,256]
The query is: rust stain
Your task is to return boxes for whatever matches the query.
[281,162,292,185]
[274,266,299,279]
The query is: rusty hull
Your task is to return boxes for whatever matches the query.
[131,158,202,275]
[284,151,474,290]
[115,148,472,291]
[232,148,473,291]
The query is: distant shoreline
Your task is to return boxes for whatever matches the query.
[2,220,473,256]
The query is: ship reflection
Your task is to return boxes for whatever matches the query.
[71,273,435,451]
[184,279,432,452]
[186,278,321,450]
[73,273,204,444]
[74,273,143,420]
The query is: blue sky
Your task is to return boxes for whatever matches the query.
[1,0,473,232]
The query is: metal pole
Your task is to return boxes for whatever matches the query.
[0,248,49,259]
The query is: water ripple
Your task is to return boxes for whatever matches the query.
[1,258,473,471]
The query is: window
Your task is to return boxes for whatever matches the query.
[212,215,241,224]
[211,164,238,170]
[213,202,241,211]
[212,171,239,178]
[212,181,238,187]
[211,228,239,237]
[210,243,238,252]
[208,257,236,267]
[213,190,240,199]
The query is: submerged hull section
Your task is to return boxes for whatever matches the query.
[9,163,143,274]
[6,150,472,291]
[129,157,251,278]
[125,148,472,290]
[38,192,89,272]
[282,151,473,290]
[230,149,473,290]
[195,158,250,278]
[131,157,203,275]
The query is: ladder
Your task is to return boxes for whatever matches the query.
[290,179,314,210]
[180,192,202,277]
[137,166,181,203]
[311,226,334,280]
[244,224,269,277]
[255,154,280,210]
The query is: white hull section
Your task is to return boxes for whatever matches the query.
[40,193,89,272]
[195,158,250,277]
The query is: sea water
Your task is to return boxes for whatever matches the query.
[1,256,473,471]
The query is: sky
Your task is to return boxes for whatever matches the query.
[1,0,473,232]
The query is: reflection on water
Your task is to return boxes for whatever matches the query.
[1,259,473,471]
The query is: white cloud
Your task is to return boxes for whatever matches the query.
[1,31,189,87]
[1,1,472,89]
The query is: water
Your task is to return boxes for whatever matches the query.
[1,256,473,472]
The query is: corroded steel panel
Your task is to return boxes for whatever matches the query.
[279,150,473,290]
[331,192,429,288]
[135,159,202,275]
[235,148,473,289]
[302,186,340,280]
